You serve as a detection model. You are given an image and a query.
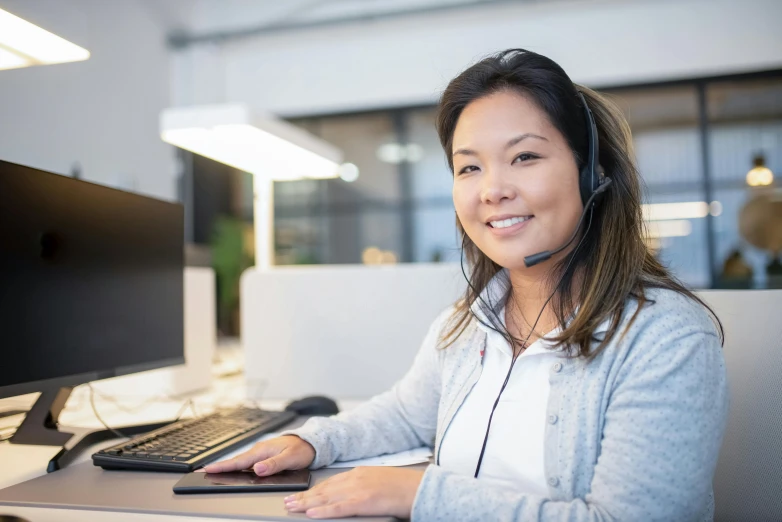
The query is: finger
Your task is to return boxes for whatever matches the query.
[285,492,329,513]
[253,454,286,476]
[203,452,257,473]
[306,501,357,519]
[283,471,349,506]
[204,444,271,473]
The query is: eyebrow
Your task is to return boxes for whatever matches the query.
[452,133,548,157]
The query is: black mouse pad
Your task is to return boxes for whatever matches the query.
[174,469,311,494]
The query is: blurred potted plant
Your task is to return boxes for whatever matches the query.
[210,216,254,337]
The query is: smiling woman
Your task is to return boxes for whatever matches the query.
[205,49,729,522]
[451,92,583,273]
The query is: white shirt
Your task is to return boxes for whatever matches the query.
[438,294,562,495]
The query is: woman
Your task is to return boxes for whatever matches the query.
[205,49,728,521]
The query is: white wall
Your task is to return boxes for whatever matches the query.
[172,0,782,117]
[0,0,178,200]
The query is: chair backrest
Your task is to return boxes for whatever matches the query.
[241,263,464,400]
[697,290,782,522]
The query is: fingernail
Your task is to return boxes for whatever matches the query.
[283,495,294,502]
[286,500,299,509]
[254,463,267,473]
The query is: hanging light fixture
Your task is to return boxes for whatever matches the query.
[746,154,774,187]
[161,104,344,269]
[0,7,90,71]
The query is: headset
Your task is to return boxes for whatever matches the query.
[523,91,612,268]
[458,90,614,478]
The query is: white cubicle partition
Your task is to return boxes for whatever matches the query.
[241,263,464,400]
[697,290,782,522]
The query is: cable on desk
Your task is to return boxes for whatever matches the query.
[88,383,129,439]
[242,378,269,411]
[86,385,190,415]
[87,386,205,421]
[87,384,201,441]
[173,398,198,420]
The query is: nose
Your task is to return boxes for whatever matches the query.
[480,167,516,204]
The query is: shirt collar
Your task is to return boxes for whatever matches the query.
[469,268,511,328]
[470,270,556,356]
[468,268,610,354]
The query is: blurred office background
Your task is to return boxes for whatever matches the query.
[1,0,781,336]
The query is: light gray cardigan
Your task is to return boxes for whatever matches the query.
[286,287,728,521]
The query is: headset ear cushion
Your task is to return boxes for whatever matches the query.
[579,165,594,206]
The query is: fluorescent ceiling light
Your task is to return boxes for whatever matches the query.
[0,8,90,70]
[160,105,343,181]
[646,219,692,238]
[642,201,721,221]
[377,143,424,164]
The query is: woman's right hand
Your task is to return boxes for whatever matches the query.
[202,435,316,476]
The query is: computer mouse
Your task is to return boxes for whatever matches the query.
[284,395,339,416]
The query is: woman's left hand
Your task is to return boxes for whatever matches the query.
[284,466,426,519]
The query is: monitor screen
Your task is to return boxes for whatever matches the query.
[0,160,184,398]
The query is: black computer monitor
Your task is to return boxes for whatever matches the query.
[0,159,184,466]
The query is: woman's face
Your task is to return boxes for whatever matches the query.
[451,90,583,272]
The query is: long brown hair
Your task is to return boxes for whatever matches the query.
[436,49,722,359]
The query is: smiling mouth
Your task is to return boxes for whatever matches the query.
[487,216,533,229]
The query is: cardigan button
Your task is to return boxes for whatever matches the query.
[548,414,558,424]
[548,476,560,487]
[551,362,563,373]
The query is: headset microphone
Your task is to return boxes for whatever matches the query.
[523,177,612,267]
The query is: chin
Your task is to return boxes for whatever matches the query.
[483,248,538,271]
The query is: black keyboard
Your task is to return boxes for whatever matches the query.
[92,407,297,472]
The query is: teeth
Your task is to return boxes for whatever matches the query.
[489,216,530,229]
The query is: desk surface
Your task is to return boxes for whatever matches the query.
[0,461,397,522]
[0,372,285,491]
[0,371,377,521]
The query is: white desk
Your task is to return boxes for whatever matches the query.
[0,507,257,522]
[0,370,357,522]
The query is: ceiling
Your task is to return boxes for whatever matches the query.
[142,0,586,46]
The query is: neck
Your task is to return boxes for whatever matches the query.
[505,234,588,337]
[506,268,559,338]
[505,257,582,343]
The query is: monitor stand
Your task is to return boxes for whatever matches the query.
[10,386,173,473]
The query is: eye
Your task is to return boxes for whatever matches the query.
[457,165,479,175]
[513,152,539,164]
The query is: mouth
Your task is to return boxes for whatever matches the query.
[486,215,534,229]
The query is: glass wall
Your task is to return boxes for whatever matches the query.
[407,108,459,263]
[279,112,403,265]
[608,86,712,287]
[202,70,782,289]
[706,78,782,289]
